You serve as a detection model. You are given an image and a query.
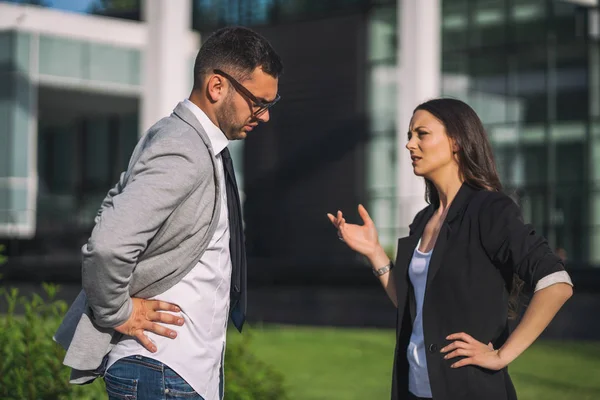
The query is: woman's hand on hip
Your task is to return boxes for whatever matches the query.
[441,332,507,371]
[327,204,381,259]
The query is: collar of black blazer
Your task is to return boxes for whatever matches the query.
[410,182,481,234]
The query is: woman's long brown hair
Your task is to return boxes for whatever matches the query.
[414,98,523,319]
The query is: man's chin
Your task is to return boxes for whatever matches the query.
[224,129,247,141]
[235,130,248,140]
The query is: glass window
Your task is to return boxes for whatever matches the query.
[519,142,549,235]
[84,118,110,192]
[591,122,600,265]
[523,143,547,186]
[491,142,522,187]
[469,51,509,124]
[510,47,548,123]
[442,0,469,51]
[553,42,588,121]
[368,6,396,63]
[118,113,139,173]
[510,0,546,44]
[366,135,396,249]
[37,112,139,229]
[590,41,600,119]
[470,0,507,47]
[366,135,396,191]
[592,121,600,183]
[192,0,374,31]
[368,64,396,134]
[442,52,469,99]
[553,140,586,264]
[1,0,141,21]
[48,127,77,194]
[37,123,78,226]
[552,1,585,43]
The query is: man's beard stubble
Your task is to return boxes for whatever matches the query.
[216,93,245,140]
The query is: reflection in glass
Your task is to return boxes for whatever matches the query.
[192,0,386,31]
[1,0,141,20]
[442,0,469,50]
[37,114,138,230]
[366,3,396,251]
[511,0,546,43]
[470,0,506,47]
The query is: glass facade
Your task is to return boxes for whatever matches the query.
[0,0,141,20]
[37,110,138,231]
[360,0,600,266]
[366,4,398,251]
[0,31,36,237]
[441,0,599,268]
[0,26,141,272]
[192,0,392,31]
[2,0,598,272]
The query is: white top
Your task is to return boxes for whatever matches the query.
[406,239,573,398]
[407,239,434,398]
[107,99,232,400]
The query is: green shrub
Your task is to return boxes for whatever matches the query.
[224,329,288,400]
[0,244,6,266]
[0,282,287,400]
[0,284,106,400]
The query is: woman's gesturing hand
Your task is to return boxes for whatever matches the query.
[327,204,381,259]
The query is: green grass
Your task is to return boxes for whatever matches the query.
[230,325,600,400]
[510,341,600,400]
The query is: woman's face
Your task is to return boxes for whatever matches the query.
[406,110,459,179]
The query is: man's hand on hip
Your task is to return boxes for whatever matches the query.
[114,298,184,353]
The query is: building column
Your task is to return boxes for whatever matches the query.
[141,0,192,134]
[395,0,441,237]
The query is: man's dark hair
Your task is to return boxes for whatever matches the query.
[193,26,283,89]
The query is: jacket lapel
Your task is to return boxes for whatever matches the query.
[425,182,478,287]
[395,206,433,325]
[425,222,450,288]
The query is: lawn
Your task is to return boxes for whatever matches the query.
[230,325,600,400]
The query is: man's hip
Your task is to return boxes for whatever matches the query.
[104,355,211,400]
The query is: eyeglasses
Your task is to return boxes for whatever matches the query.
[213,69,281,117]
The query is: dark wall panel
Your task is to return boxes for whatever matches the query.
[243,15,369,273]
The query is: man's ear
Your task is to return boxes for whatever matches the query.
[206,74,226,103]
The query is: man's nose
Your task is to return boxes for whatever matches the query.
[258,110,270,123]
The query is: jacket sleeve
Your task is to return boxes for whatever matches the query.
[82,131,207,329]
[478,192,566,291]
[94,171,127,225]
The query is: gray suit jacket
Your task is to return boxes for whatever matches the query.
[54,102,222,384]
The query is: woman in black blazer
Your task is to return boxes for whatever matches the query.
[328,98,573,400]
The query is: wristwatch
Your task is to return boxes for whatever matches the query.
[372,262,393,277]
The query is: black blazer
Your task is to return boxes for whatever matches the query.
[391,183,566,400]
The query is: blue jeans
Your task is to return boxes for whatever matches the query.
[104,355,206,400]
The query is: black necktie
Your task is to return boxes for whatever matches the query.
[221,147,246,332]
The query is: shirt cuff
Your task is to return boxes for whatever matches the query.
[534,271,573,292]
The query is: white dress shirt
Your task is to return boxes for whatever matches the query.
[406,239,573,397]
[107,99,231,400]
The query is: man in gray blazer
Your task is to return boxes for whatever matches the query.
[54,27,283,400]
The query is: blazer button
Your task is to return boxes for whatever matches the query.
[428,343,438,353]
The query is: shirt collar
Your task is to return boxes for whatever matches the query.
[182,99,229,156]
